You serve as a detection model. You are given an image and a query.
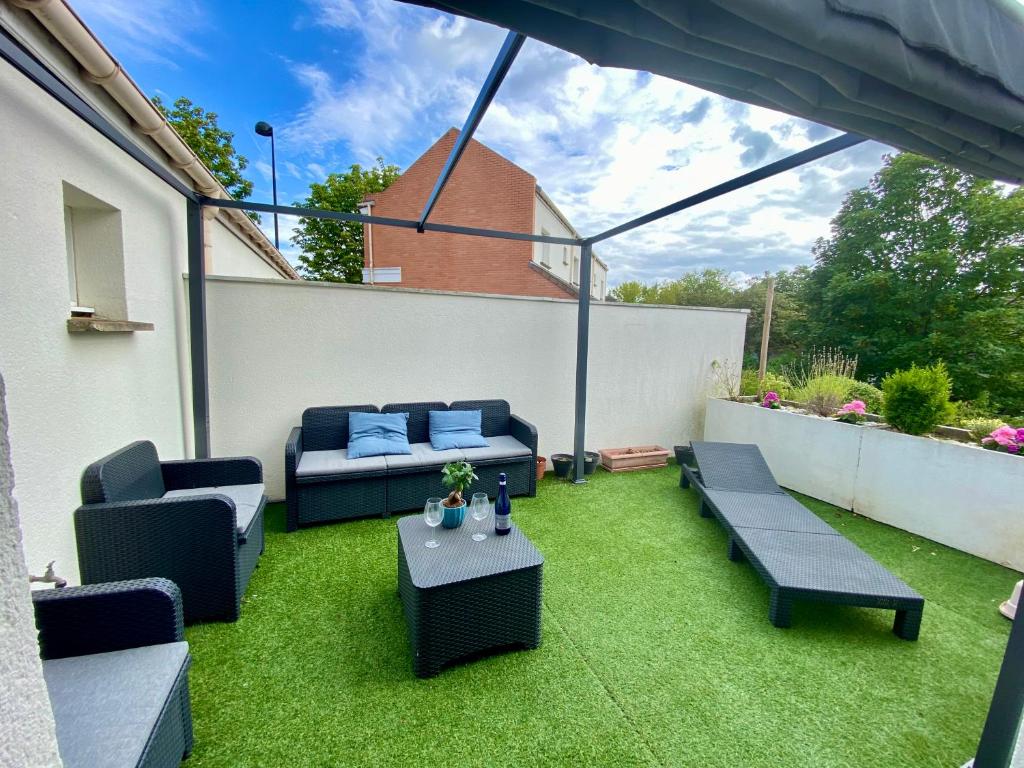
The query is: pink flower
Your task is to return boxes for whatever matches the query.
[761,391,781,409]
[839,400,867,415]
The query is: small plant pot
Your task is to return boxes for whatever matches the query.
[441,502,465,529]
[583,451,600,474]
[536,456,547,480]
[673,445,695,467]
[551,454,573,478]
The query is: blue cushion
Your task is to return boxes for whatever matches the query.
[347,412,412,458]
[429,410,490,451]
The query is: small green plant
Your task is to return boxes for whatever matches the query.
[441,461,477,508]
[792,374,851,417]
[846,381,884,414]
[881,363,953,435]
[962,417,1006,441]
[782,347,858,389]
[757,372,792,401]
[710,359,742,400]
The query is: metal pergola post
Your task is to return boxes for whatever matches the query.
[974,610,1024,767]
[186,199,210,459]
[572,242,594,483]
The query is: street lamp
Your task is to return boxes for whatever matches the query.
[254,121,279,249]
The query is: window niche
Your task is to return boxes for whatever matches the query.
[62,182,151,332]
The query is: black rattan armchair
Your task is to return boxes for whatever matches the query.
[75,441,265,623]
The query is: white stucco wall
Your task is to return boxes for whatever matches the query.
[207,215,288,279]
[0,58,193,585]
[0,374,62,768]
[704,397,1024,571]
[532,194,608,299]
[203,277,747,499]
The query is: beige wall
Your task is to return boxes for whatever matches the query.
[532,195,608,299]
[203,276,747,499]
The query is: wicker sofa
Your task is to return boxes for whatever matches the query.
[75,441,266,624]
[285,399,537,531]
[32,578,193,768]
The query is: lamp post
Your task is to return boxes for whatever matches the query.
[254,121,278,249]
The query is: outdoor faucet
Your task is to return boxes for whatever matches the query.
[29,561,67,589]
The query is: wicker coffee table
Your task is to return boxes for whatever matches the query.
[397,513,543,678]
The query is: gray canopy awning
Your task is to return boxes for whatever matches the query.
[408,0,1024,183]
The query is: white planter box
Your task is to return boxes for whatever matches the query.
[704,397,1024,571]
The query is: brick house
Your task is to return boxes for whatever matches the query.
[361,128,608,300]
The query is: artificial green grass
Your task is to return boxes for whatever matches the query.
[184,465,1019,767]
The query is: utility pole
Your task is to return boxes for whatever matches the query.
[758,277,775,380]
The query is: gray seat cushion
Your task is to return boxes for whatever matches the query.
[296,449,387,478]
[43,641,189,768]
[384,442,466,471]
[461,435,532,462]
[163,483,264,536]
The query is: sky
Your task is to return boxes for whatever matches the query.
[72,0,898,286]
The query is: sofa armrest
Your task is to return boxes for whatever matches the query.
[509,414,538,454]
[285,427,303,532]
[33,578,184,660]
[161,456,263,490]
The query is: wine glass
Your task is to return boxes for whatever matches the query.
[470,492,489,542]
[423,497,443,548]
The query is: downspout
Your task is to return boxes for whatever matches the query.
[359,201,375,284]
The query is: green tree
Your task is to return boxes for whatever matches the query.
[802,153,1024,414]
[152,96,253,202]
[292,160,401,283]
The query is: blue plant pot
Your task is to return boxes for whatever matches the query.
[441,503,465,529]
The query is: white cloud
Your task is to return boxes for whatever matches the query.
[72,0,208,66]
[282,0,891,283]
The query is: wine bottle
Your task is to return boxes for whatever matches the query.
[494,472,511,536]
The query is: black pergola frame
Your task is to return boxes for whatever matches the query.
[2,23,1019,768]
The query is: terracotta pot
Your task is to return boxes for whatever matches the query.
[536,456,547,480]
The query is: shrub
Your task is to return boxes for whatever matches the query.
[782,347,858,389]
[757,372,793,400]
[962,417,1006,441]
[739,368,760,397]
[846,381,884,414]
[881,363,953,435]
[792,374,852,417]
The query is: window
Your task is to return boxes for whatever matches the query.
[571,254,580,285]
[562,245,569,265]
[62,183,126,319]
[361,266,402,283]
[540,228,551,268]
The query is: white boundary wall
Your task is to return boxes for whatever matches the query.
[705,397,1024,571]
[204,277,747,499]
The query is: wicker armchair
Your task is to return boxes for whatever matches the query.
[75,441,265,624]
[33,578,193,767]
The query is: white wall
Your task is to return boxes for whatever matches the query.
[204,277,747,499]
[532,195,608,299]
[207,215,287,279]
[0,374,62,768]
[704,397,1024,571]
[0,58,192,585]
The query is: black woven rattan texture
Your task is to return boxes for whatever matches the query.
[76,461,265,625]
[297,477,387,523]
[81,441,166,504]
[33,579,194,766]
[690,441,783,494]
[382,401,448,444]
[703,489,839,536]
[285,426,302,532]
[449,400,510,437]
[301,405,379,451]
[33,578,184,660]
[397,514,543,677]
[160,457,262,490]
